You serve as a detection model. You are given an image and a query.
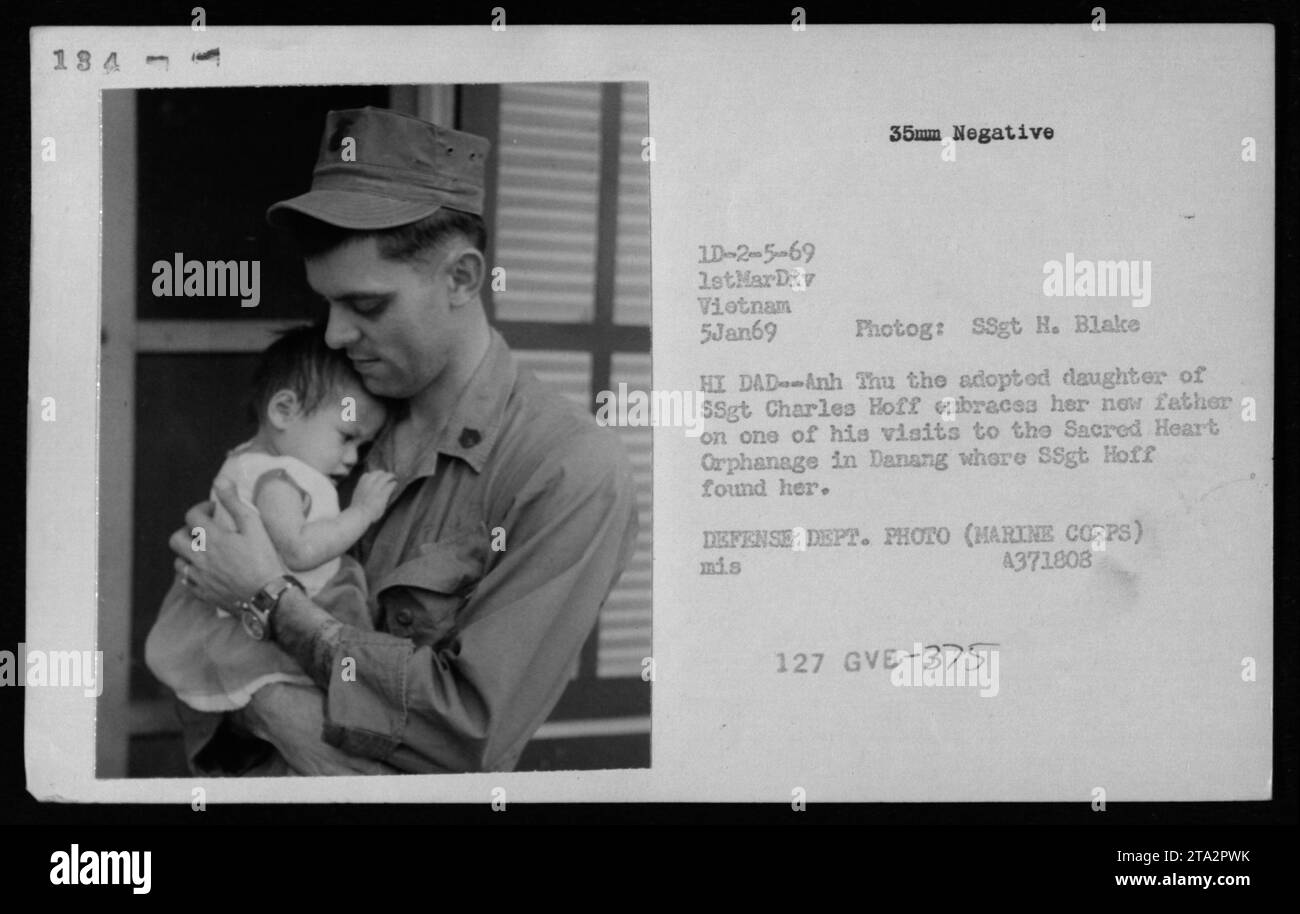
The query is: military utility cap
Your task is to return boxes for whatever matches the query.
[267,106,490,230]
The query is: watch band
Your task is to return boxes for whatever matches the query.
[264,573,306,641]
[240,574,306,641]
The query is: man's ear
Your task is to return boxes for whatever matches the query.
[445,245,485,307]
[265,389,302,430]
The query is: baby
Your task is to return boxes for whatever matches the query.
[146,324,395,712]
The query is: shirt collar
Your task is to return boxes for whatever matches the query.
[370,328,517,478]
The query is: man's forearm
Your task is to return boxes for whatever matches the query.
[272,589,345,688]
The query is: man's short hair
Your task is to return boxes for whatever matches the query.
[284,208,488,267]
[246,323,367,425]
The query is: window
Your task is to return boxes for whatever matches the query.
[101,82,652,776]
[464,83,653,696]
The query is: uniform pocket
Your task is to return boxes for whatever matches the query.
[372,533,486,647]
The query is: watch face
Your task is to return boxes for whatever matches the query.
[241,609,267,641]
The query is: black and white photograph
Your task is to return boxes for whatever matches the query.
[9,11,1292,878]
[95,82,653,777]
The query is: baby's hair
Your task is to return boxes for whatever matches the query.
[245,323,365,426]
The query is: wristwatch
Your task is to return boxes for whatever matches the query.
[238,574,306,641]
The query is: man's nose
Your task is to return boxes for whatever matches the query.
[324,303,361,349]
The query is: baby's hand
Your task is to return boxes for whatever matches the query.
[353,470,397,523]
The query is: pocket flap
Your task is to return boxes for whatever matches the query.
[374,534,484,599]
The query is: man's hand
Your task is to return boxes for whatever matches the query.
[352,469,397,524]
[236,683,398,775]
[169,479,288,608]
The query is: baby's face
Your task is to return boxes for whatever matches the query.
[277,381,387,481]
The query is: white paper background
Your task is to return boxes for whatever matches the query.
[27,24,1273,802]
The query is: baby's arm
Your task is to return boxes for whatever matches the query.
[254,469,397,572]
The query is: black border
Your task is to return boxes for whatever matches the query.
[3,0,1295,854]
